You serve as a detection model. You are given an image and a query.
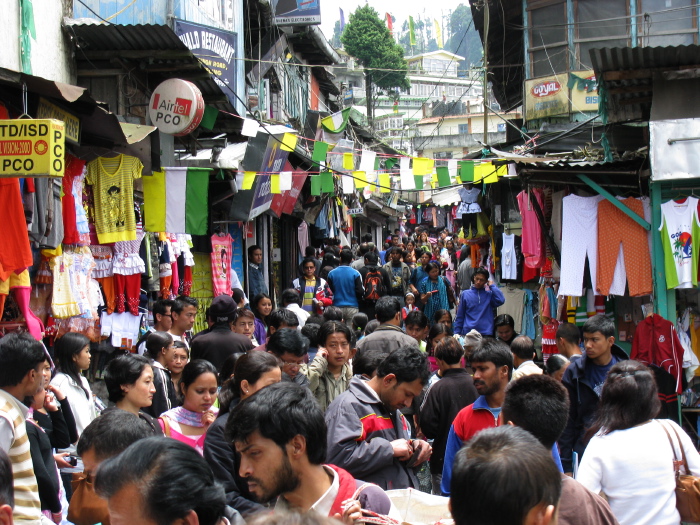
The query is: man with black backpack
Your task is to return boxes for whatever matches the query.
[359,251,392,322]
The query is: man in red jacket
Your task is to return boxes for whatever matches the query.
[440,338,512,495]
[229,382,397,522]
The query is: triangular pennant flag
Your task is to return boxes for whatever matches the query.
[379,173,391,193]
[270,174,281,193]
[343,152,355,170]
[353,171,367,189]
[436,166,451,187]
[279,171,293,191]
[458,161,474,183]
[320,171,335,193]
[280,133,298,152]
[312,141,329,167]
[310,175,321,196]
[242,171,256,190]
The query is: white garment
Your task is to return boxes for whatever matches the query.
[496,287,525,333]
[501,233,517,280]
[50,373,97,437]
[456,186,482,215]
[559,194,604,297]
[511,360,542,381]
[551,190,565,251]
[100,311,143,349]
[285,303,310,328]
[577,420,700,525]
[659,197,699,289]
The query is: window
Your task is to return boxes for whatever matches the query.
[458,123,469,134]
[529,2,568,77]
[638,0,696,46]
[576,0,629,68]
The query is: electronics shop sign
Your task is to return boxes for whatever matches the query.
[0,119,65,177]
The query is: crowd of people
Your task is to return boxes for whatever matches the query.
[0,227,698,525]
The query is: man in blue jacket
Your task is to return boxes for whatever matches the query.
[327,249,364,325]
[454,268,505,336]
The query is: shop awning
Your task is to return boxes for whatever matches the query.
[431,187,462,206]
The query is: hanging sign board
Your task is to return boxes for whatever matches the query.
[272,0,321,26]
[36,98,81,145]
[524,74,568,121]
[149,79,205,136]
[0,119,65,177]
[347,207,364,215]
[569,70,599,113]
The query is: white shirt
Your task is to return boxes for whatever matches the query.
[577,419,700,525]
[511,360,543,381]
[276,465,339,516]
[285,304,310,329]
[50,372,97,438]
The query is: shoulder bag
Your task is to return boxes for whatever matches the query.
[660,420,700,522]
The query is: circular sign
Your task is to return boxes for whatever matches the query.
[149,79,205,136]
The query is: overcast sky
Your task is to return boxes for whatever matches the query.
[318,0,462,44]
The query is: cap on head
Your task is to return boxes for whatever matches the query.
[209,295,237,324]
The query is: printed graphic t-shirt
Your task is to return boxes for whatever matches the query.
[211,233,233,296]
[659,197,700,289]
[86,155,143,243]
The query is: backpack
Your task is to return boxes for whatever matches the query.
[363,268,386,302]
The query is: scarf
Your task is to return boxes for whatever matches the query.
[160,405,218,427]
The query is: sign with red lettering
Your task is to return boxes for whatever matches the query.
[0,119,65,177]
[524,74,568,121]
[149,79,205,136]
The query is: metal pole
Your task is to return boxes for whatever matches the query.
[483,0,489,146]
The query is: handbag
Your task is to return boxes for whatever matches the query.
[659,420,700,522]
[68,472,110,525]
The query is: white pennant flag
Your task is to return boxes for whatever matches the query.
[341,173,354,194]
[448,159,458,183]
[400,157,415,190]
[279,172,292,191]
[241,119,260,137]
[359,149,376,174]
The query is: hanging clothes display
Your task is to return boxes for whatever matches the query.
[558,194,604,297]
[211,233,234,297]
[516,189,546,269]
[631,314,684,394]
[86,154,143,243]
[596,197,653,296]
[496,286,526,334]
[500,233,518,280]
[0,178,33,280]
[658,197,700,289]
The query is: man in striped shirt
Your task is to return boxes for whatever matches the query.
[0,333,45,524]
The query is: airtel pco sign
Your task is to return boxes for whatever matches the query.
[149,79,205,136]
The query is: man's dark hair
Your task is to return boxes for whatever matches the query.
[364,251,378,265]
[353,348,391,377]
[472,268,489,282]
[305,246,316,258]
[0,448,12,508]
[582,314,614,338]
[358,242,371,256]
[510,336,535,360]
[376,346,430,385]
[322,306,344,322]
[0,332,46,388]
[145,331,174,361]
[300,323,320,348]
[103,354,151,403]
[450,426,561,525]
[470,338,514,380]
[153,299,174,320]
[502,375,570,449]
[232,288,246,305]
[95,437,225,525]
[374,296,401,323]
[434,337,464,365]
[339,249,353,264]
[556,322,581,345]
[228,382,326,464]
[267,328,308,358]
[268,309,299,331]
[172,295,198,314]
[364,320,380,335]
[361,233,373,243]
[77,410,152,461]
[248,245,262,257]
[494,314,514,329]
[281,289,301,307]
[404,310,428,329]
[317,321,352,348]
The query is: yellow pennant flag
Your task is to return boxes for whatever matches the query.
[280,133,298,152]
[343,152,355,170]
[412,157,434,176]
[434,19,443,48]
[379,173,391,193]
[473,163,491,183]
[270,174,281,193]
[353,171,367,189]
[242,171,256,190]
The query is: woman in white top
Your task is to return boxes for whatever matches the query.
[577,360,700,525]
[50,333,97,438]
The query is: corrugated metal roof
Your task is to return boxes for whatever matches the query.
[66,20,188,51]
[590,46,700,124]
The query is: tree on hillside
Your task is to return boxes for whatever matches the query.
[341,5,410,128]
[445,4,483,73]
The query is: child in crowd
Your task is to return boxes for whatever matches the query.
[433,309,453,330]
[426,323,453,372]
[402,292,417,320]
[233,308,258,346]
[351,312,369,341]
[301,322,321,362]
[364,319,380,336]
[304,321,356,411]
[404,310,429,353]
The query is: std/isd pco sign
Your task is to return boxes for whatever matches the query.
[0,119,65,177]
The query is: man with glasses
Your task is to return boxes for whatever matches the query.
[292,258,332,315]
[267,328,310,388]
[136,299,173,355]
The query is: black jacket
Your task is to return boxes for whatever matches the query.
[203,405,265,517]
[142,362,179,419]
[191,326,254,371]
[26,421,61,512]
[32,397,77,449]
[419,368,478,474]
[558,344,629,472]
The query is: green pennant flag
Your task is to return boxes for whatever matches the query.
[374,157,381,171]
[312,141,329,168]
[409,16,417,46]
[385,157,398,170]
[436,166,451,187]
[321,171,335,193]
[414,175,423,190]
[311,175,321,196]
[200,105,219,130]
[459,161,474,183]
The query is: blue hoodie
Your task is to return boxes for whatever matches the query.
[454,284,505,335]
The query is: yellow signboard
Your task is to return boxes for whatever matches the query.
[0,119,65,177]
[36,98,80,145]
[570,70,599,112]
[524,74,569,121]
